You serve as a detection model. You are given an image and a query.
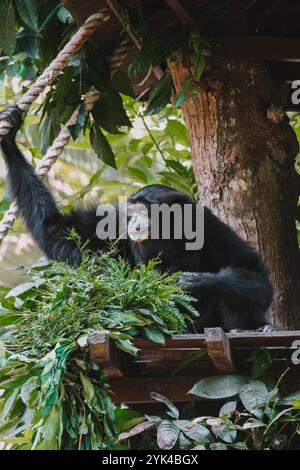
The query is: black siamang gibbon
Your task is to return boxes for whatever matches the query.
[0,105,274,333]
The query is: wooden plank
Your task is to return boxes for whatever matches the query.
[228,330,300,348]
[110,376,205,404]
[218,36,300,63]
[165,0,195,26]
[205,327,237,374]
[134,331,300,350]
[89,331,130,378]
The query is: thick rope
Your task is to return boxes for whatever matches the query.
[0,36,133,242]
[0,9,110,140]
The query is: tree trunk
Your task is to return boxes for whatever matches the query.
[168,50,300,330]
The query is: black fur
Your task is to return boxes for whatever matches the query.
[0,105,274,332]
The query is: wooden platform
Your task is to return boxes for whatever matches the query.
[89,328,300,404]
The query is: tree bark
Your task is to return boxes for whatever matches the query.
[168,50,300,330]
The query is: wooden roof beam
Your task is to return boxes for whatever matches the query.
[218,36,300,63]
[105,0,164,79]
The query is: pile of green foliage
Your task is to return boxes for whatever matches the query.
[120,375,300,450]
[0,244,197,450]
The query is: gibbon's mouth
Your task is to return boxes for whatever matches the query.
[127,203,150,243]
[127,224,149,243]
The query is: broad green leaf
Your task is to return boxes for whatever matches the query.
[166,119,189,144]
[243,418,265,430]
[178,432,191,449]
[239,381,269,415]
[80,373,94,402]
[146,74,172,116]
[211,424,237,444]
[219,401,237,417]
[0,1,16,56]
[92,92,131,134]
[115,339,139,356]
[189,375,247,399]
[175,420,210,442]
[36,404,62,450]
[1,389,18,421]
[144,326,165,345]
[90,124,117,169]
[150,392,179,419]
[114,408,144,433]
[127,167,148,184]
[15,0,39,32]
[112,69,134,97]
[117,420,156,442]
[210,442,227,450]
[157,420,180,449]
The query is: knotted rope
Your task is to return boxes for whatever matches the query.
[0,13,133,242]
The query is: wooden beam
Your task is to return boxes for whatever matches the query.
[134,330,300,350]
[105,0,164,80]
[110,376,205,404]
[89,331,130,378]
[218,36,300,63]
[205,328,237,374]
[165,0,195,26]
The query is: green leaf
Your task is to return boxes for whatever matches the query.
[242,418,265,430]
[252,351,273,378]
[15,0,39,32]
[112,69,134,97]
[166,119,189,144]
[0,1,16,56]
[144,326,165,345]
[92,91,131,134]
[114,408,144,433]
[189,375,247,399]
[57,5,73,24]
[68,103,86,141]
[219,401,237,417]
[115,339,139,356]
[80,373,95,402]
[127,167,148,184]
[280,391,300,406]
[175,420,210,442]
[117,420,156,442]
[210,442,227,450]
[239,381,269,415]
[90,124,117,169]
[157,420,180,450]
[150,392,179,419]
[146,74,172,116]
[36,404,62,450]
[211,424,236,444]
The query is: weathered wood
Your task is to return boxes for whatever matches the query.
[218,36,300,63]
[88,331,130,378]
[89,329,300,402]
[165,0,195,26]
[205,327,237,374]
[134,331,300,349]
[110,376,204,404]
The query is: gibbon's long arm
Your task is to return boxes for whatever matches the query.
[0,106,105,264]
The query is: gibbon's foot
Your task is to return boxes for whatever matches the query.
[0,105,23,140]
[229,324,278,334]
[256,323,278,333]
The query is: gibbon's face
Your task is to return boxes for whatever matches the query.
[127,203,150,243]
